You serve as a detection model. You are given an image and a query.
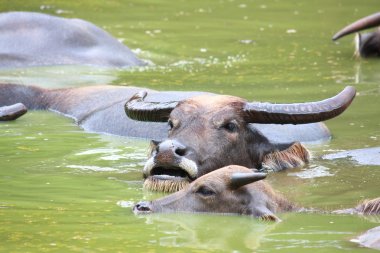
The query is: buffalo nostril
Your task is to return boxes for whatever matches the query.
[134,202,152,212]
[175,147,187,156]
[156,140,187,156]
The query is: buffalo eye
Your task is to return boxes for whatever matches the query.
[223,122,238,132]
[195,186,216,197]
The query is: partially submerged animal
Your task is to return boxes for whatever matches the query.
[133,165,380,221]
[133,165,380,250]
[0,84,355,193]
[0,11,145,68]
[352,226,380,250]
[0,83,201,139]
[125,86,356,192]
[323,146,380,166]
[333,12,380,57]
[134,165,292,221]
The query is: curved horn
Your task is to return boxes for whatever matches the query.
[0,103,27,121]
[333,12,380,41]
[230,172,267,189]
[244,86,356,124]
[125,91,178,122]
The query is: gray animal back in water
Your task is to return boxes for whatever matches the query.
[0,11,146,68]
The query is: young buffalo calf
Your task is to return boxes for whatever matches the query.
[134,165,380,222]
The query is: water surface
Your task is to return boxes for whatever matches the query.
[0,1,379,252]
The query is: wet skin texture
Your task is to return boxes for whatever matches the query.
[0,12,146,68]
[1,84,356,194]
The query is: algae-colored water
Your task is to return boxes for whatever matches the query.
[0,1,379,252]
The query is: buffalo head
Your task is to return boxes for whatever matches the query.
[133,165,380,221]
[333,12,380,57]
[133,165,295,221]
[125,86,356,192]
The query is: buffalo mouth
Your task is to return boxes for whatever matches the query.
[150,166,191,180]
[143,157,198,193]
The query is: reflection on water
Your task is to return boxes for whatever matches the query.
[138,213,278,252]
[354,61,380,84]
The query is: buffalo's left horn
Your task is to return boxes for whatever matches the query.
[125,91,178,122]
[244,86,356,124]
[230,172,267,189]
[333,12,380,41]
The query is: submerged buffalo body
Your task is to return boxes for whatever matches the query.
[333,12,380,57]
[323,146,380,166]
[0,12,145,68]
[125,86,356,192]
[353,226,380,250]
[0,84,205,139]
[1,84,355,192]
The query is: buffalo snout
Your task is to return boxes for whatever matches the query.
[133,201,152,214]
[143,139,198,192]
[154,140,189,163]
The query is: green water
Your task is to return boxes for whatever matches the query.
[0,0,380,252]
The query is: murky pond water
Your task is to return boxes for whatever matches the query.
[1,0,380,252]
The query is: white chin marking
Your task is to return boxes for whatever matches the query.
[143,157,155,175]
[178,158,198,178]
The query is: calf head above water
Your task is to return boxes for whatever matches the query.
[125,86,356,192]
[133,165,380,221]
[133,165,294,221]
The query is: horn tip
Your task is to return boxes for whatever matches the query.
[345,85,357,95]
[256,172,268,180]
[332,33,340,41]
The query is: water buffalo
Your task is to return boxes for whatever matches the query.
[133,165,380,250]
[0,83,209,139]
[0,11,145,68]
[0,84,352,142]
[333,12,380,57]
[125,86,356,192]
[323,146,380,166]
[0,84,355,191]
[133,165,380,218]
[352,226,380,250]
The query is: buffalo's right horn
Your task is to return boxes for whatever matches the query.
[230,172,267,189]
[125,91,178,122]
[333,12,380,41]
[244,86,356,124]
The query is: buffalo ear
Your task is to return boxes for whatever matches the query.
[230,172,267,190]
